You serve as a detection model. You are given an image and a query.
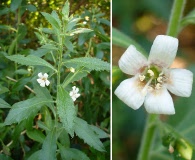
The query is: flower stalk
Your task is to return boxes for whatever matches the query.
[137,114,158,160]
[166,0,186,37]
[137,0,187,160]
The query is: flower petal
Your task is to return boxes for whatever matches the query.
[119,45,148,75]
[43,73,48,78]
[114,76,145,110]
[148,35,178,68]
[37,79,44,84]
[40,82,46,87]
[144,88,175,115]
[38,72,43,78]
[45,80,50,86]
[166,68,193,97]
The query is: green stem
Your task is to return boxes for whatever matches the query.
[166,0,186,37]
[137,1,186,160]
[137,114,158,160]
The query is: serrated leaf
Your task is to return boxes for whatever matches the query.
[74,117,105,152]
[41,12,60,30]
[39,130,57,160]
[62,69,88,88]
[63,57,110,71]
[57,85,76,137]
[112,27,147,55]
[4,97,54,125]
[89,125,109,139]
[51,11,61,27]
[6,55,56,71]
[62,1,69,19]
[0,99,11,108]
[10,0,22,11]
[59,144,90,160]
[64,38,74,51]
[26,129,45,143]
[68,28,92,35]
[66,18,81,32]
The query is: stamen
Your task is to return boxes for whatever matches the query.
[139,75,145,81]
[147,86,153,92]
[157,76,163,83]
[142,77,153,95]
[155,83,162,90]
[147,69,154,77]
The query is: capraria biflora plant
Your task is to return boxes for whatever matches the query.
[2,1,110,159]
[115,35,193,114]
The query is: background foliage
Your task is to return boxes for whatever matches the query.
[0,0,110,159]
[112,0,195,159]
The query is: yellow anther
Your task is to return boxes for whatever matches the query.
[147,86,153,92]
[157,76,163,83]
[139,75,145,81]
[147,69,154,77]
[155,83,162,90]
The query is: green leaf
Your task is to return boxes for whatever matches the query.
[112,27,147,55]
[0,25,16,31]
[10,0,22,11]
[26,129,45,143]
[6,55,56,71]
[15,69,29,75]
[41,12,61,30]
[25,4,37,12]
[0,154,13,160]
[180,9,195,27]
[41,44,58,51]
[51,11,61,27]
[66,18,81,32]
[4,97,54,125]
[64,38,74,51]
[89,125,109,139]
[57,85,76,137]
[0,7,10,16]
[59,144,90,160]
[63,57,110,71]
[68,28,92,35]
[74,117,105,152]
[39,130,57,160]
[62,69,88,88]
[62,1,70,19]
[0,86,9,94]
[0,99,11,108]
[28,150,41,160]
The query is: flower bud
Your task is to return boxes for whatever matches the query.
[176,139,193,160]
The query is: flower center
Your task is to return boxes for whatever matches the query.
[41,77,47,81]
[139,65,165,93]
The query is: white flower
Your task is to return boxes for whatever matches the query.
[83,21,87,24]
[69,86,80,101]
[114,35,193,115]
[37,72,50,87]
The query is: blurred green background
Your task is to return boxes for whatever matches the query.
[112,0,195,159]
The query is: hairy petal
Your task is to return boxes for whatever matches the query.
[114,76,145,110]
[119,45,147,75]
[166,68,193,97]
[144,88,175,115]
[148,35,178,68]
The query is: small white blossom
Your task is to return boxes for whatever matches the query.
[69,86,80,101]
[114,35,193,115]
[70,67,75,73]
[83,21,87,24]
[85,16,89,21]
[37,72,50,87]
